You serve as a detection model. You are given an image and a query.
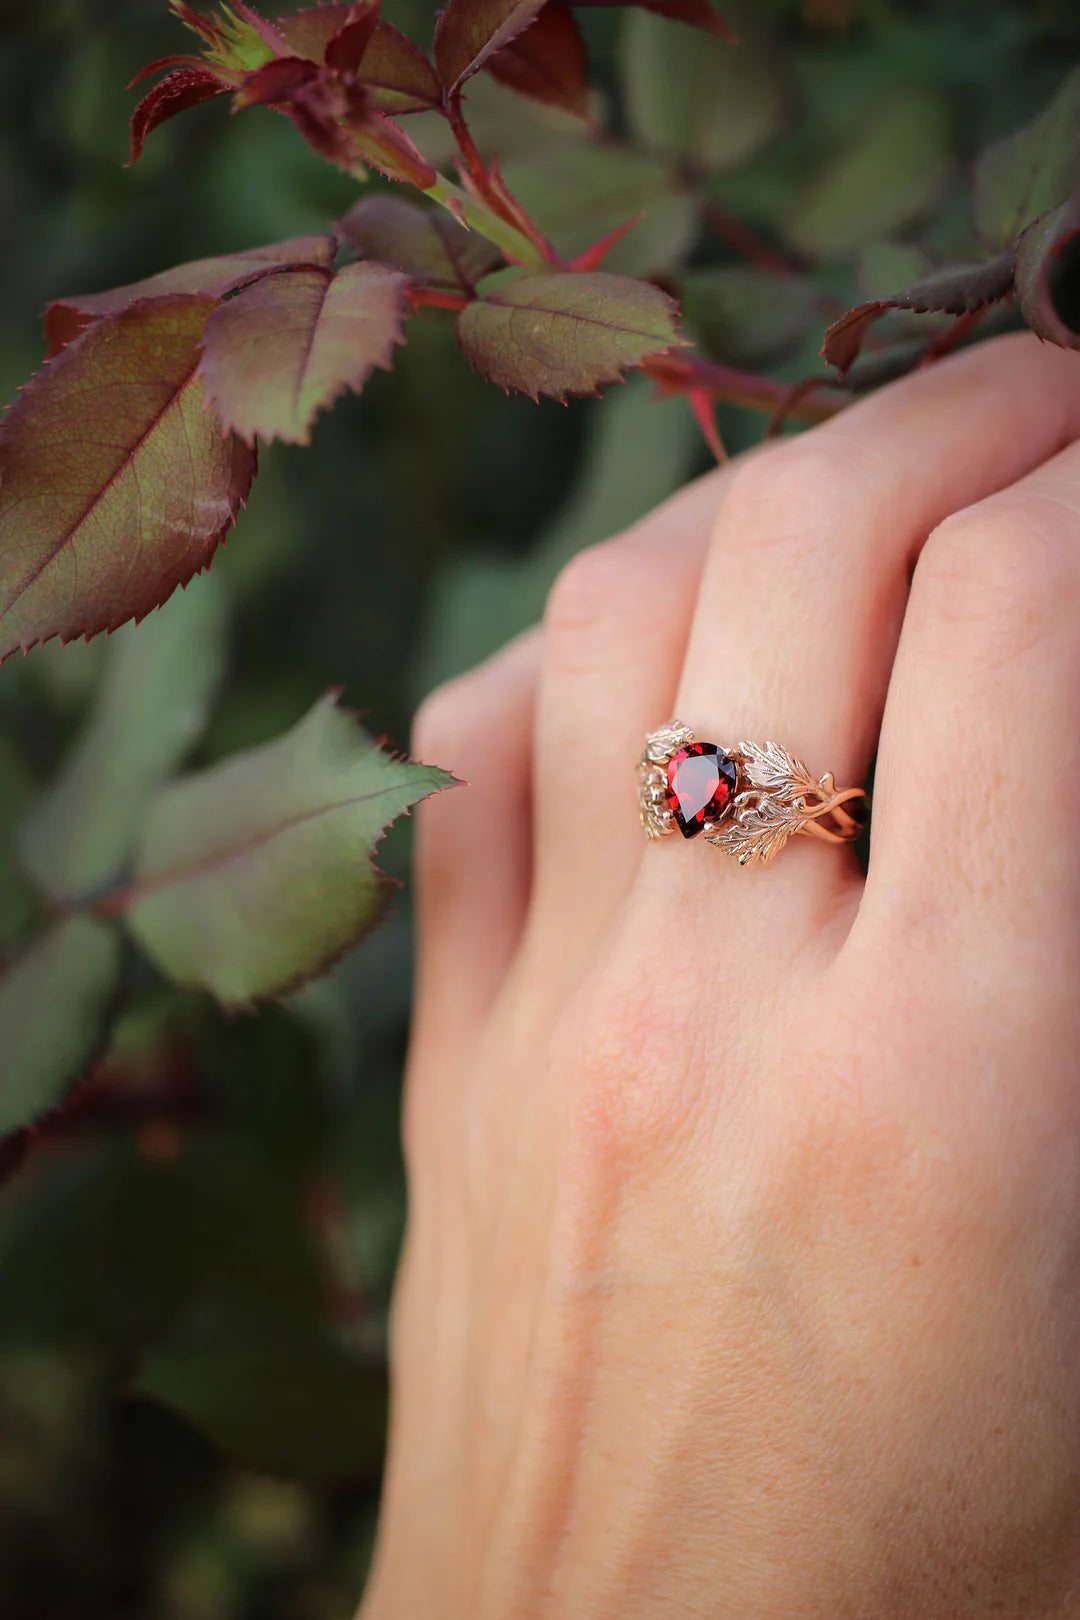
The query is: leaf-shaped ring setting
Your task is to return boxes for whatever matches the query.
[638,721,869,867]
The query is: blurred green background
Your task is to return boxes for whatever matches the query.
[0,0,1078,1614]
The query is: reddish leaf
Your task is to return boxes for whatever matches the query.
[273,1,367,59]
[129,66,230,163]
[487,5,590,119]
[199,261,409,443]
[276,9,441,112]
[576,0,731,38]
[456,269,681,398]
[325,11,379,73]
[232,53,320,108]
[434,0,549,92]
[1015,190,1080,349]
[0,297,254,660]
[821,253,1015,378]
[339,195,502,291]
[44,236,337,357]
[346,111,437,186]
[355,19,443,113]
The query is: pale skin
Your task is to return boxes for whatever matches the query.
[360,335,1080,1619]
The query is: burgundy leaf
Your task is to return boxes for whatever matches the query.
[487,4,590,119]
[346,111,437,186]
[339,194,502,291]
[575,0,731,39]
[199,261,409,443]
[233,53,320,108]
[274,2,367,59]
[434,0,549,92]
[128,52,230,84]
[44,236,337,357]
[456,269,681,398]
[357,19,444,112]
[0,296,254,660]
[325,5,381,74]
[276,10,441,112]
[129,66,230,163]
[1015,191,1080,348]
[821,253,1016,378]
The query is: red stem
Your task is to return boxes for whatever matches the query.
[765,376,834,438]
[699,198,803,276]
[445,92,558,265]
[643,352,846,425]
[409,286,470,312]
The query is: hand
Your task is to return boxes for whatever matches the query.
[362,335,1080,1620]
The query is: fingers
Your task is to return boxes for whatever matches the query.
[865,436,1080,990]
[656,335,1080,937]
[410,629,541,1056]
[528,464,744,977]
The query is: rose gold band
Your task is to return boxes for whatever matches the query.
[639,721,869,867]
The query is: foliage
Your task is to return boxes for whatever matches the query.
[2,0,1080,1613]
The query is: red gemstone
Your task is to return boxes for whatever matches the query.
[667,744,737,839]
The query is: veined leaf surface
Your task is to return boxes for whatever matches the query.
[0,917,123,1139]
[44,236,336,356]
[456,269,680,398]
[0,296,254,661]
[199,261,409,444]
[121,694,457,1005]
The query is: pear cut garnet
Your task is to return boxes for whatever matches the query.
[667,744,737,839]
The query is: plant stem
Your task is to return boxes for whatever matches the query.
[699,198,803,275]
[444,93,559,264]
[643,352,846,425]
[424,171,547,268]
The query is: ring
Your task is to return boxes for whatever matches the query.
[639,721,869,866]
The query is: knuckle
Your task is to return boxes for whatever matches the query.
[915,501,1073,658]
[543,537,646,644]
[720,433,881,553]
[551,954,711,1182]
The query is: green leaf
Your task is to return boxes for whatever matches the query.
[821,253,1015,378]
[43,235,337,356]
[680,266,820,366]
[0,730,38,951]
[434,0,549,91]
[500,144,698,274]
[199,261,409,445]
[339,194,503,292]
[135,1317,385,1480]
[17,571,228,903]
[456,269,680,398]
[0,296,255,661]
[785,91,953,262]
[974,68,1080,251]
[119,694,457,1006]
[620,7,783,173]
[0,917,123,1139]
[1015,189,1080,349]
